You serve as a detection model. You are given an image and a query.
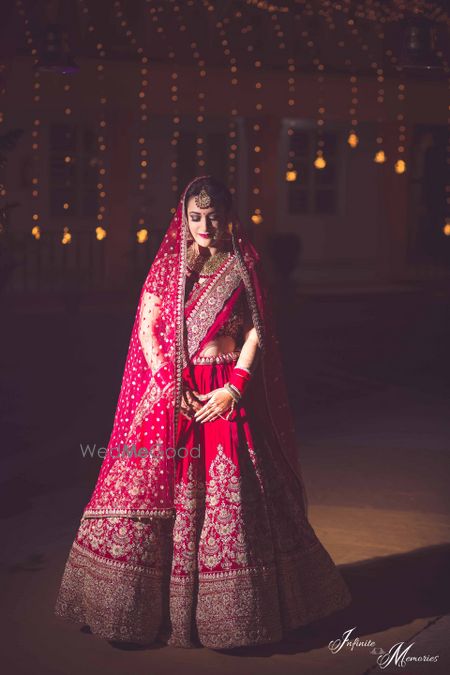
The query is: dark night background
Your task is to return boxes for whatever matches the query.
[0,1,449,673]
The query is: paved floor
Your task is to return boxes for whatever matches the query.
[1,287,449,674]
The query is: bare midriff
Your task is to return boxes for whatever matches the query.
[197,335,238,358]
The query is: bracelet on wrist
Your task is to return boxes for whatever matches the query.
[224,382,240,403]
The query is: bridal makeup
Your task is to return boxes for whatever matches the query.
[186,196,226,249]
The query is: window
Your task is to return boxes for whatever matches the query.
[49,123,99,218]
[287,128,339,215]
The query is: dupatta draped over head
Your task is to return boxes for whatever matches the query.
[82,176,309,522]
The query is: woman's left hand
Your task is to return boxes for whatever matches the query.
[193,387,234,423]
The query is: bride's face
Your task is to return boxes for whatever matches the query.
[186,196,226,249]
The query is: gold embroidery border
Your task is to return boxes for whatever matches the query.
[81,508,176,520]
[185,257,242,360]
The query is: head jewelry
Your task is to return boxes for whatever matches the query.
[194,188,212,209]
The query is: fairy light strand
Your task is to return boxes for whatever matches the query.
[78,0,108,242]
[15,0,42,240]
[145,0,181,216]
[202,0,242,194]
[113,0,151,240]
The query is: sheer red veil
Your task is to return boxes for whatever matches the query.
[82,176,309,522]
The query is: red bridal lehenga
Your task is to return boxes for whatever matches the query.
[54,175,352,649]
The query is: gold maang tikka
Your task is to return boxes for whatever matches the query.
[194,188,212,209]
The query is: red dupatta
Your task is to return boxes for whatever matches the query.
[81,176,309,522]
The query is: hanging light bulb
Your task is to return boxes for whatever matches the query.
[442,218,450,236]
[347,132,359,148]
[95,226,107,241]
[314,154,326,169]
[136,228,148,243]
[31,225,41,239]
[251,209,263,224]
[61,226,72,245]
[374,150,387,164]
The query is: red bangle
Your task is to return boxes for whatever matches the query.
[228,367,251,395]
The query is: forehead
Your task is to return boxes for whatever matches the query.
[186,195,222,212]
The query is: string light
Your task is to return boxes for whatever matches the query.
[284,54,297,181]
[16,0,42,239]
[145,1,180,214]
[113,0,150,233]
[168,49,180,207]
[338,9,363,150]
[374,26,387,164]
[183,2,208,171]
[380,23,409,174]
[394,81,407,174]
[265,9,298,183]
[321,3,363,153]
[78,0,108,242]
[206,4,242,194]
[432,48,450,235]
[250,54,264,223]
[337,3,388,162]
[304,2,327,170]
[347,74,360,149]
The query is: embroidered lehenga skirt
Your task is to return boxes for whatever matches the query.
[54,352,351,649]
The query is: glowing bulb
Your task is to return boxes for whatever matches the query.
[314,155,326,169]
[443,221,450,236]
[251,213,263,225]
[347,132,359,148]
[285,170,297,182]
[61,226,72,245]
[136,228,148,243]
[96,226,107,241]
[374,150,386,164]
[394,159,406,174]
[31,225,41,240]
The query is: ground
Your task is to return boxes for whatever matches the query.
[0,284,449,675]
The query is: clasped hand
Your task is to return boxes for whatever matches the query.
[180,386,234,423]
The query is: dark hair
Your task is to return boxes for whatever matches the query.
[184,176,233,216]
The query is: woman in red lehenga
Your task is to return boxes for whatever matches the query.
[54,175,351,649]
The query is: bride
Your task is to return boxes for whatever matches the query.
[54,175,351,649]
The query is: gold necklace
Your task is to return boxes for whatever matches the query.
[186,245,231,276]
